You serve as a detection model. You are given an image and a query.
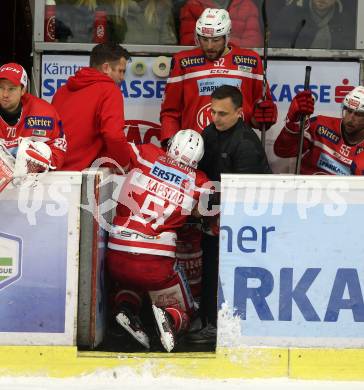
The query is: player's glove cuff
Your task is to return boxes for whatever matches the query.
[284,116,310,134]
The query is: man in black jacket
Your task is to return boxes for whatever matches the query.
[188,84,271,344]
[269,0,355,49]
[199,85,272,181]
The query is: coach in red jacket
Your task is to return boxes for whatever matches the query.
[179,0,263,48]
[52,43,130,171]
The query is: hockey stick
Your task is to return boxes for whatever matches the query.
[295,65,312,175]
[260,0,268,149]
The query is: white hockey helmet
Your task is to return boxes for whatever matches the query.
[342,86,364,114]
[195,8,231,41]
[167,129,204,168]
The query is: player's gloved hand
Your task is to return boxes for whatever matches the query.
[253,99,278,130]
[14,139,52,177]
[287,91,315,122]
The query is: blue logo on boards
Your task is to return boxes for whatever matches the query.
[233,266,364,322]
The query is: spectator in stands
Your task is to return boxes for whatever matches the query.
[269,0,356,49]
[52,43,130,171]
[55,0,94,42]
[58,0,177,44]
[254,0,287,35]
[179,0,263,47]
[106,0,177,44]
[187,85,271,344]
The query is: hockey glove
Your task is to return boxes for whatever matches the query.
[253,99,278,130]
[14,139,52,177]
[287,91,315,122]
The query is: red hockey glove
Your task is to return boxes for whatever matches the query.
[287,91,315,122]
[253,99,278,130]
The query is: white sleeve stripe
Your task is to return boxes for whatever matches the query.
[29,136,51,142]
[167,68,263,84]
[130,142,153,168]
[108,242,175,258]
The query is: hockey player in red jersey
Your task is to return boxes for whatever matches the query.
[106,130,212,352]
[274,86,364,175]
[159,8,277,143]
[0,63,66,190]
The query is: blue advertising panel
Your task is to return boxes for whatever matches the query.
[0,232,22,290]
[0,173,82,345]
[218,175,364,347]
[0,204,67,333]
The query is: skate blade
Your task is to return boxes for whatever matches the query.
[116,312,150,349]
[152,305,175,353]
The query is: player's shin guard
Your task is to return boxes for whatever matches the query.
[165,306,190,334]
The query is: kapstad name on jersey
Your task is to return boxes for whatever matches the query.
[146,177,185,206]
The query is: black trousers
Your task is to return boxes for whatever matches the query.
[199,233,219,327]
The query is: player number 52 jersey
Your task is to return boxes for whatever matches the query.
[160,46,269,141]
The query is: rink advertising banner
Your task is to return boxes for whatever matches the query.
[0,172,82,345]
[41,55,359,169]
[218,174,364,348]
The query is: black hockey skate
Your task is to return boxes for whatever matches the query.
[116,307,150,349]
[152,304,176,352]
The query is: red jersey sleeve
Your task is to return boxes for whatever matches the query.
[98,86,130,168]
[160,55,185,142]
[234,48,272,126]
[274,117,314,158]
[47,111,67,170]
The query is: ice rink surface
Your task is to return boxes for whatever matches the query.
[1,369,364,390]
